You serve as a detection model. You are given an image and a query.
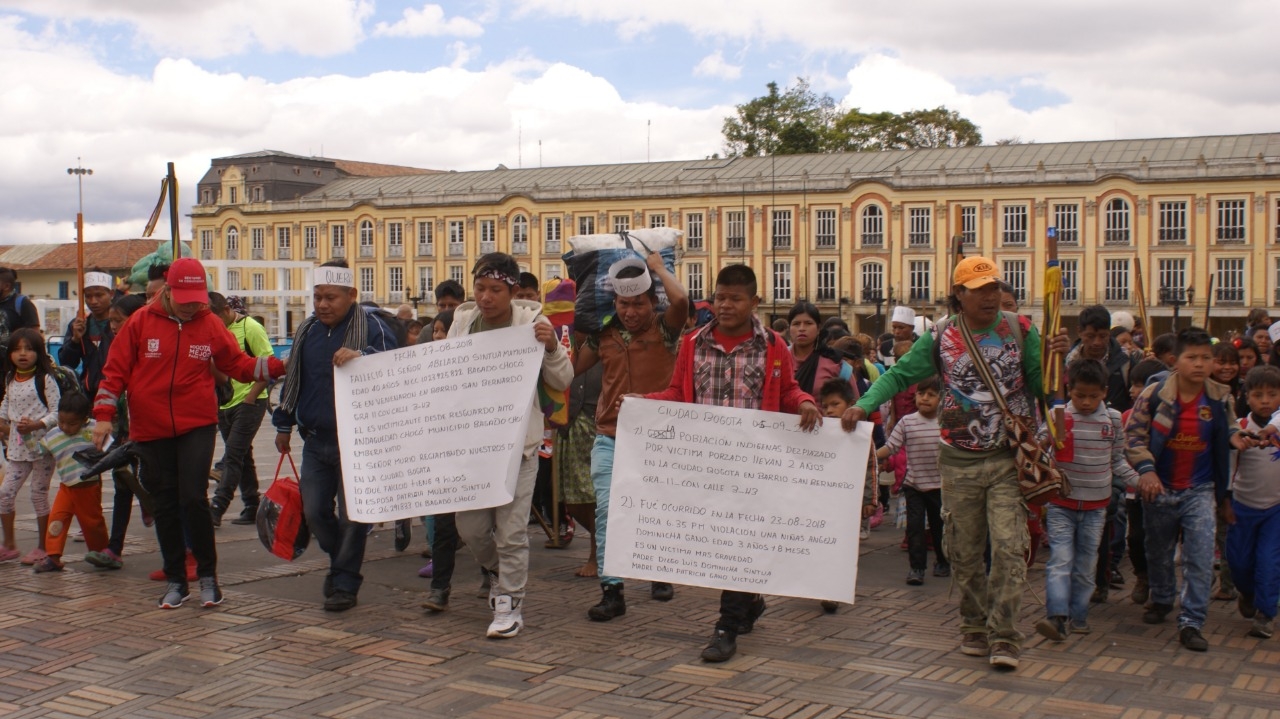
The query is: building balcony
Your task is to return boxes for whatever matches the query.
[359,245,374,258]
[304,247,317,259]
[226,248,238,260]
[1216,288,1245,304]
[448,244,465,257]
[200,249,213,260]
[1056,230,1079,246]
[861,234,883,248]
[479,241,495,254]
[388,245,404,258]
[907,234,931,248]
[771,238,791,250]
[1216,228,1246,243]
[512,242,529,255]
[277,247,291,260]
[1158,228,1187,244]
[417,244,433,257]
[726,237,745,251]
[332,245,346,258]
[389,291,404,303]
[1103,230,1131,246]
[252,248,264,260]
[360,291,374,302]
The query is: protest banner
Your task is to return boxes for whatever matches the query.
[604,398,872,604]
[334,325,543,522]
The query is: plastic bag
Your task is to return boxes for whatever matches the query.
[564,231,678,334]
[257,453,310,561]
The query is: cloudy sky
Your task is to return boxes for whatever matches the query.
[3,0,1278,245]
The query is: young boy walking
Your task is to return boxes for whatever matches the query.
[33,394,110,573]
[1126,328,1248,652]
[874,376,947,585]
[1035,359,1137,639]
[1225,365,1280,639]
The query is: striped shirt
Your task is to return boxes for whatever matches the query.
[883,412,942,491]
[1232,416,1280,511]
[38,424,99,487]
[1052,402,1137,509]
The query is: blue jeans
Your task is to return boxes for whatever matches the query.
[301,433,367,595]
[591,435,620,586]
[1143,484,1215,629]
[1044,504,1106,624]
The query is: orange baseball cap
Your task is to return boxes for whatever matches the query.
[952,256,1001,289]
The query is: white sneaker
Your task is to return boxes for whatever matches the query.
[859,526,870,540]
[486,594,523,639]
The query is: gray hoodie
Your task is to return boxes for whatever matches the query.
[448,299,573,459]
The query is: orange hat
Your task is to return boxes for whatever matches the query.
[952,256,1000,290]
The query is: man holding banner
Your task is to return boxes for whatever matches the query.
[447,252,572,639]
[273,260,398,612]
[573,252,688,622]
[644,264,821,662]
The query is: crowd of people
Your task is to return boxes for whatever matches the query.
[0,250,1277,675]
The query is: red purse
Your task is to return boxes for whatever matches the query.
[256,453,310,561]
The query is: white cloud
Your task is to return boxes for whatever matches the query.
[693,51,741,81]
[0,0,373,57]
[0,18,727,244]
[372,4,484,39]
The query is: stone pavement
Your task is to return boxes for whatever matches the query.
[0,427,1277,719]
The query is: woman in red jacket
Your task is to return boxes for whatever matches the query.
[92,258,284,609]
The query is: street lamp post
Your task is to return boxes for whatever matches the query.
[1159,285,1194,331]
[862,286,885,336]
[66,158,93,315]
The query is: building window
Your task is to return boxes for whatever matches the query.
[386,222,403,257]
[480,220,495,253]
[1104,198,1131,245]
[686,262,704,301]
[578,216,594,236]
[815,261,837,301]
[1217,258,1245,303]
[200,229,214,259]
[1157,259,1187,302]
[771,209,792,249]
[1274,258,1280,304]
[1061,259,1078,302]
[201,189,212,205]
[612,215,630,233]
[1103,258,1130,302]
[448,220,464,256]
[1002,259,1027,302]
[649,214,666,229]
[359,267,374,299]
[1216,199,1247,242]
[304,225,318,259]
[726,211,745,251]
[252,272,265,292]
[277,225,291,259]
[251,227,265,259]
[861,205,884,247]
[57,280,69,300]
[1157,201,1187,244]
[1275,198,1280,244]
[229,186,237,204]
[960,205,977,247]
[226,226,239,257]
[388,266,404,299]
[908,207,931,247]
[512,215,529,254]
[861,262,885,301]
[1053,204,1079,245]
[908,260,931,302]
[448,265,465,285]
[814,209,836,249]
[253,186,263,203]
[544,217,562,254]
[331,223,346,256]
[359,220,374,258]
[1002,204,1028,246]
[417,221,434,256]
[418,266,435,297]
[542,262,562,281]
[771,261,792,302]
[686,213,704,251]
[227,270,240,291]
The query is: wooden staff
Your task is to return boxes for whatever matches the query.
[75,213,85,319]
[1042,232,1066,447]
[1133,257,1151,348]
[1202,275,1214,333]
[167,162,181,262]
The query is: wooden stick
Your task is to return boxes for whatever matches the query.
[75,212,85,320]
[1202,275,1214,333]
[1133,256,1150,347]
[167,162,181,262]
[1043,234,1066,446]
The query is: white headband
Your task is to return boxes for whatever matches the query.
[314,266,355,288]
[84,272,113,290]
[608,257,653,298]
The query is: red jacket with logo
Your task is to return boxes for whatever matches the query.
[93,301,284,441]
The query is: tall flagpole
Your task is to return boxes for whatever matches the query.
[167,162,181,263]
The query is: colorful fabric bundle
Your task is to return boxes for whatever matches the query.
[539,278,576,428]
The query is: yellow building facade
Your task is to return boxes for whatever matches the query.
[190,136,1280,339]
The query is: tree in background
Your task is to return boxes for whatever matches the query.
[722,79,983,156]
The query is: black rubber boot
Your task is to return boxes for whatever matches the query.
[587,583,627,622]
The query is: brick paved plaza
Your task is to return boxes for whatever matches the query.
[0,428,1277,719]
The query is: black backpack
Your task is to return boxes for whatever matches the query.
[38,366,84,410]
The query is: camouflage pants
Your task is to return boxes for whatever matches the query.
[940,450,1029,648]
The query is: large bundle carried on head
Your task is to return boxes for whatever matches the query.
[563,228,680,334]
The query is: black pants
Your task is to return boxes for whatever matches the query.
[532,455,554,521]
[213,401,266,512]
[717,591,759,632]
[1126,498,1148,575]
[107,463,140,556]
[136,424,218,584]
[904,486,946,570]
[431,512,459,591]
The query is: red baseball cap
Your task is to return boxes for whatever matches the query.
[166,257,210,305]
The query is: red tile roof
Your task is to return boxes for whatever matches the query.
[0,239,168,272]
[333,160,442,177]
